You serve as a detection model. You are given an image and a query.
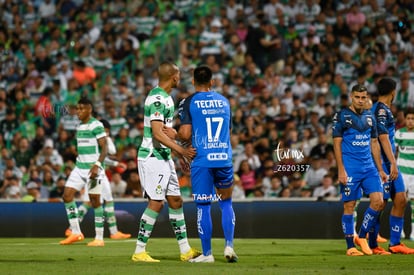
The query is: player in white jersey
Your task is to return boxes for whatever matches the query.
[60,97,107,246]
[131,61,200,262]
[395,109,414,240]
[65,119,131,240]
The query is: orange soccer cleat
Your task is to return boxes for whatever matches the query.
[60,233,84,245]
[346,247,364,256]
[389,243,414,254]
[371,246,391,255]
[110,231,131,240]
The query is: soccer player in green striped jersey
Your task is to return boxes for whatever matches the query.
[131,61,200,262]
[395,109,414,240]
[60,97,108,246]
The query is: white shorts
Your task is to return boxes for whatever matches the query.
[403,173,414,199]
[65,166,105,195]
[82,174,113,202]
[138,157,180,200]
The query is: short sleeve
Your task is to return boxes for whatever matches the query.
[374,106,389,135]
[332,111,343,138]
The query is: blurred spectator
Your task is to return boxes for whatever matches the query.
[232,173,246,199]
[35,138,64,176]
[237,159,258,197]
[303,155,328,190]
[21,181,41,202]
[264,175,283,197]
[13,137,34,170]
[123,171,142,198]
[48,176,66,203]
[233,141,261,172]
[110,172,127,198]
[289,172,305,198]
[0,108,19,143]
[199,18,225,65]
[312,174,337,199]
[0,174,21,199]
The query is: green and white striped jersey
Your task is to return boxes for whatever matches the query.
[75,117,106,169]
[138,87,174,160]
[395,127,414,175]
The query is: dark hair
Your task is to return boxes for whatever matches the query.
[78,97,93,108]
[405,108,414,117]
[193,65,212,86]
[100,119,111,130]
[377,78,396,96]
[351,84,367,93]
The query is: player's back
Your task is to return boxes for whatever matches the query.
[332,107,376,170]
[181,91,232,168]
[372,101,396,162]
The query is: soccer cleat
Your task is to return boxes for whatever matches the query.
[224,246,238,263]
[371,246,391,255]
[353,235,361,247]
[189,254,215,263]
[180,247,202,261]
[65,228,72,237]
[110,231,131,240]
[410,235,414,241]
[131,251,160,262]
[357,238,373,255]
[377,234,387,243]
[346,247,364,256]
[389,243,414,254]
[87,239,105,247]
[60,233,84,245]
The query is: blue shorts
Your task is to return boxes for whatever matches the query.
[191,166,233,203]
[382,164,405,200]
[340,166,382,202]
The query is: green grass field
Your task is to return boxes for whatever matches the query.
[1,238,414,275]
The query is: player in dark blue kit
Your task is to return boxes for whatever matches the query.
[332,84,387,256]
[178,65,237,263]
[370,78,414,254]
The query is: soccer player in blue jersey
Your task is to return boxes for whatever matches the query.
[178,65,237,263]
[332,84,387,256]
[370,78,414,254]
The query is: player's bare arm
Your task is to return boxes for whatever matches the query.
[162,126,177,140]
[378,133,398,181]
[371,138,388,183]
[89,136,107,179]
[333,137,347,185]
[152,120,195,160]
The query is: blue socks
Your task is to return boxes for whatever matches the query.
[358,207,380,238]
[219,198,235,248]
[342,214,355,249]
[196,203,212,256]
[389,215,404,246]
[368,215,380,248]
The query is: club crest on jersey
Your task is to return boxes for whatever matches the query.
[378,109,386,116]
[154,111,161,117]
[366,117,372,126]
[344,186,351,196]
[155,184,162,195]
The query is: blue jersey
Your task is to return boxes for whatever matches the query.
[179,91,233,168]
[372,101,396,167]
[332,107,378,170]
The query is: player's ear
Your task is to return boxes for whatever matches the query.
[191,78,195,85]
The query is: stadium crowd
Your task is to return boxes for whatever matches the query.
[0,0,414,201]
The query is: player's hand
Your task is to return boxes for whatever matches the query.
[389,163,398,181]
[379,170,388,183]
[338,169,347,185]
[89,165,99,179]
[179,146,196,160]
[163,126,177,140]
